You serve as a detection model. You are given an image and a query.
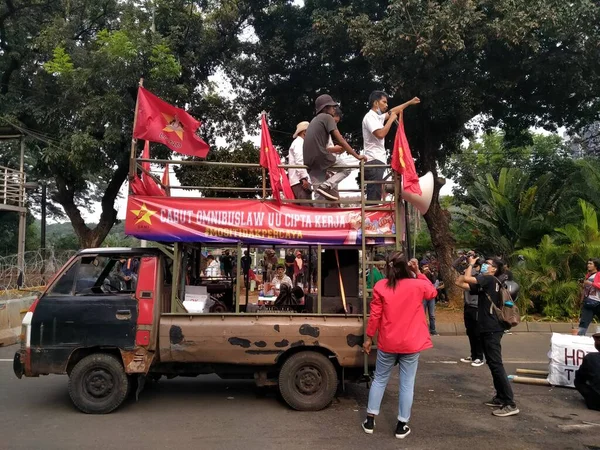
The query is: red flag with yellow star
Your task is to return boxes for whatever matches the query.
[133,87,210,158]
[260,114,294,202]
[391,115,422,195]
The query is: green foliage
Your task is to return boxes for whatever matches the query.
[176,141,262,198]
[450,167,562,258]
[44,46,74,76]
[514,201,600,319]
[1,0,255,247]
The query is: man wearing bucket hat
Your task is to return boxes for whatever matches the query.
[288,121,312,200]
[575,332,600,411]
[303,94,366,201]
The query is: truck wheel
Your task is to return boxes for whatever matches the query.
[278,352,338,411]
[68,353,129,414]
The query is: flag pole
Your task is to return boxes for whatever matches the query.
[129,78,144,185]
[261,111,267,200]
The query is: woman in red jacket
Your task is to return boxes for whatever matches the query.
[362,252,438,439]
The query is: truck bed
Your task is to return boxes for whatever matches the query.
[159,314,369,367]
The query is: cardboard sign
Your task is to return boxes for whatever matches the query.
[547,333,597,387]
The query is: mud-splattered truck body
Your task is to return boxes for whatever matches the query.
[14,248,373,414]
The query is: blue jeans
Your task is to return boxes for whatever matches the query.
[367,350,420,422]
[423,299,436,333]
[578,297,600,335]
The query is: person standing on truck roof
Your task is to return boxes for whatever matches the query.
[288,121,312,201]
[362,253,437,440]
[303,94,366,201]
[362,91,421,201]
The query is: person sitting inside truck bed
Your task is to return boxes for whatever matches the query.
[265,264,292,296]
[575,332,600,411]
[204,255,221,278]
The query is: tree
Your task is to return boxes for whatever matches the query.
[445,132,574,202]
[234,0,600,305]
[515,200,600,319]
[450,168,562,259]
[176,141,262,198]
[0,0,255,247]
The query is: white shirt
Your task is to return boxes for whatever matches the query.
[288,136,309,186]
[587,273,599,301]
[205,260,221,278]
[362,109,387,163]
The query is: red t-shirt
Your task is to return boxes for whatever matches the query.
[367,273,438,354]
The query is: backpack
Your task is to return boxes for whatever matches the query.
[484,277,521,329]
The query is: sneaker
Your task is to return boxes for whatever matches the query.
[460,356,473,363]
[395,421,411,439]
[492,404,520,417]
[362,416,375,434]
[471,359,485,367]
[484,397,503,407]
[430,331,440,336]
[315,185,339,201]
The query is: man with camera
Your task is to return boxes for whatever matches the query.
[455,256,519,417]
[456,254,485,367]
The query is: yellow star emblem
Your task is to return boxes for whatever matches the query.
[131,203,157,225]
[162,113,185,140]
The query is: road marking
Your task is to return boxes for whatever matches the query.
[504,360,547,364]
[425,361,458,364]
[423,360,548,364]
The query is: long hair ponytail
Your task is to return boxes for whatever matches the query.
[385,252,412,290]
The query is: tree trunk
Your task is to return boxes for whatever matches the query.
[54,155,130,249]
[423,185,462,308]
[417,135,462,308]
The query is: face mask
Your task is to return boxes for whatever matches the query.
[480,263,489,274]
[375,107,383,115]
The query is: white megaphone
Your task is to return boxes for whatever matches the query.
[401,171,434,215]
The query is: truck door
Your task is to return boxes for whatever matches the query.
[30,254,138,373]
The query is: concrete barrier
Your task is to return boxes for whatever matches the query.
[0,296,37,346]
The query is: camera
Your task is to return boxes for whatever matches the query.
[452,251,485,274]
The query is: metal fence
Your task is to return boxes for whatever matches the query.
[0,249,75,296]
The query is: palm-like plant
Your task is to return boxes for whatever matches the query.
[450,168,561,257]
[514,200,600,318]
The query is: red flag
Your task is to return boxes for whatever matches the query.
[161,164,170,187]
[133,87,210,158]
[391,116,422,195]
[140,141,166,197]
[130,174,148,195]
[260,114,294,202]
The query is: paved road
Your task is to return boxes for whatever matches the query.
[1,334,599,450]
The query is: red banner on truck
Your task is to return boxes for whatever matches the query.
[125,196,397,245]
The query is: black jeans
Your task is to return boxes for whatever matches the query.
[575,382,600,411]
[481,331,515,407]
[364,159,386,201]
[464,307,483,361]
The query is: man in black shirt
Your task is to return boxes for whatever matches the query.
[284,249,295,279]
[221,250,233,279]
[456,256,519,417]
[575,332,600,411]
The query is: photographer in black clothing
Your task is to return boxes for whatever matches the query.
[456,256,519,417]
[575,332,600,411]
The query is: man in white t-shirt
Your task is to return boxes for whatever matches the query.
[362,91,421,201]
[288,121,312,200]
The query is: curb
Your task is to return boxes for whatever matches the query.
[435,321,578,336]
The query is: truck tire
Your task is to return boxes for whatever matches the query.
[68,353,129,414]
[278,351,338,411]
